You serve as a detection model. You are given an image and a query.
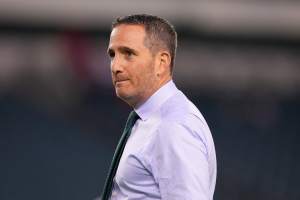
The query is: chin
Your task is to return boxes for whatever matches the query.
[116,89,138,106]
[116,88,131,100]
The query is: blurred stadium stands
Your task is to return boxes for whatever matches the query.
[0,1,299,199]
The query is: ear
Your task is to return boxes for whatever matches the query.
[156,50,171,77]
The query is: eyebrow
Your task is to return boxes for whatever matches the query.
[107,46,138,56]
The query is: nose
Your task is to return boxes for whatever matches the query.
[111,55,124,75]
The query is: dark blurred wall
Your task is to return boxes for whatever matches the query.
[0,29,299,200]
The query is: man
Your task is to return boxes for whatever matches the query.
[101,14,217,200]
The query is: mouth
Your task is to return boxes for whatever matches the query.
[115,79,129,86]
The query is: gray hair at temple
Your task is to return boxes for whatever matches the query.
[112,14,177,72]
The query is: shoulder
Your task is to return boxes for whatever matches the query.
[159,91,209,133]
[139,90,214,156]
[152,91,212,153]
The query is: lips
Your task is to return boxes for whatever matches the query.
[113,74,130,85]
[115,79,129,86]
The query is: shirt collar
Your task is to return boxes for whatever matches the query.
[134,80,178,121]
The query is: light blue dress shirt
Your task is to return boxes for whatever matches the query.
[111,80,217,200]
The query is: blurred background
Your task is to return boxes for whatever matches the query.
[0,0,299,199]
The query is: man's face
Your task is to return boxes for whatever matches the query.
[107,24,160,107]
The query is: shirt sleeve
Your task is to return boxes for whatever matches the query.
[142,120,211,200]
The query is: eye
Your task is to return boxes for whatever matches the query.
[108,49,115,59]
[124,50,133,58]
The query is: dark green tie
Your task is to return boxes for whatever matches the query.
[101,111,139,200]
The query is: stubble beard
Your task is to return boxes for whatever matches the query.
[115,60,159,107]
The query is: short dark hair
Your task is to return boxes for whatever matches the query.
[112,14,177,71]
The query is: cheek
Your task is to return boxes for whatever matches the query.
[131,60,155,87]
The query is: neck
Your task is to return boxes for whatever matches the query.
[131,76,172,109]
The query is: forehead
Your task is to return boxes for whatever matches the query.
[109,24,146,49]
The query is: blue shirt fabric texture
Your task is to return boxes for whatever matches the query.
[110,80,217,200]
